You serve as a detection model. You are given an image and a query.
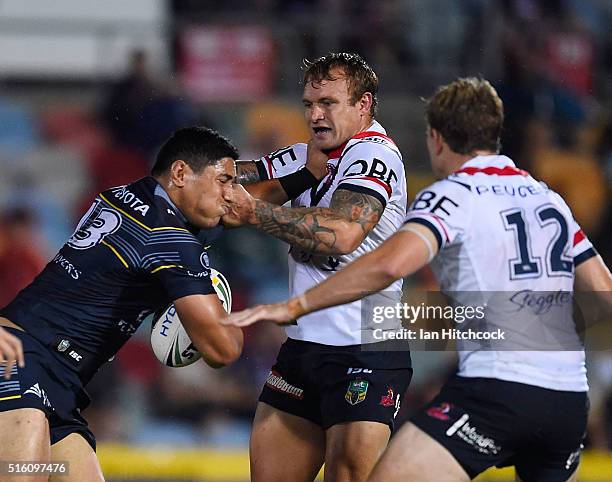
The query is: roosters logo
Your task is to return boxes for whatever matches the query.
[379,387,395,407]
[427,402,453,421]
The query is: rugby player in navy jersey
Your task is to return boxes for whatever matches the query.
[0,127,250,481]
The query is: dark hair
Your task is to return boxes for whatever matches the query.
[151,127,239,176]
[425,77,504,155]
[303,52,379,117]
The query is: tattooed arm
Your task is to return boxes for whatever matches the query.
[234,160,290,205]
[236,187,384,255]
[235,161,263,185]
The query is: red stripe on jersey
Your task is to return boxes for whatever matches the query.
[353,130,396,145]
[431,216,450,244]
[344,176,392,197]
[264,155,274,179]
[455,166,529,176]
[326,131,397,159]
[573,229,586,246]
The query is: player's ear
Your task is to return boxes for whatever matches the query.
[169,160,190,187]
[429,128,445,154]
[358,92,373,116]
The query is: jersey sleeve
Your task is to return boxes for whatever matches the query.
[548,189,598,266]
[143,232,215,301]
[403,176,473,251]
[335,140,404,209]
[253,143,308,180]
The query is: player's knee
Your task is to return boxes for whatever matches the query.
[328,452,369,481]
[327,439,381,480]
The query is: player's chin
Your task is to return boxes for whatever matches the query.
[197,215,222,229]
[312,137,337,152]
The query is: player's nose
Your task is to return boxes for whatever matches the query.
[310,105,325,122]
[223,184,234,201]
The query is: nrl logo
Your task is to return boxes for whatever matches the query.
[345,379,369,405]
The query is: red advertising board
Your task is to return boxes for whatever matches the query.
[180,25,275,102]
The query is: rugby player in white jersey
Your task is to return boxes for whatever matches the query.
[227,53,410,482]
[225,78,612,482]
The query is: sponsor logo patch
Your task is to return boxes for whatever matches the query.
[445,414,501,455]
[265,370,304,400]
[24,383,52,409]
[427,402,453,421]
[379,387,395,407]
[200,251,210,269]
[56,339,70,352]
[345,379,369,406]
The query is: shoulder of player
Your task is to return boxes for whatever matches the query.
[539,182,574,215]
[263,143,307,163]
[100,177,194,235]
[412,175,475,211]
[437,173,476,195]
[341,135,402,163]
[257,143,307,179]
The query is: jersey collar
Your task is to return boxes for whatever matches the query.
[454,155,529,176]
[325,121,389,160]
[153,180,188,223]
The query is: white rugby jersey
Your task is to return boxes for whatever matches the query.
[405,154,597,392]
[256,121,407,345]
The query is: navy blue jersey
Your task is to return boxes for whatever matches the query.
[1,177,216,376]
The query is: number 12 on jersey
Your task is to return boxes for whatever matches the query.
[501,204,573,280]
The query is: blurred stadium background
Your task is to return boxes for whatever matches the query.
[0,0,610,480]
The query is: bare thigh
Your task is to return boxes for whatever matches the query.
[50,433,104,482]
[250,402,325,482]
[324,421,390,482]
[368,422,469,482]
[0,408,50,482]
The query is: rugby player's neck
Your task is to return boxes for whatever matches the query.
[356,116,375,135]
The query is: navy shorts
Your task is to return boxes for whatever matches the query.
[259,338,412,430]
[411,376,587,481]
[0,328,96,450]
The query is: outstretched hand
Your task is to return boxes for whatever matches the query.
[221,302,297,328]
[0,326,24,379]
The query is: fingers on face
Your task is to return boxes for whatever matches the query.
[0,334,24,379]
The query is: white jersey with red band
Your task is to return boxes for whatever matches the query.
[404,154,596,392]
[257,121,407,345]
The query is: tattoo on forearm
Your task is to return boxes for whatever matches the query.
[329,190,384,236]
[235,161,262,185]
[251,189,384,254]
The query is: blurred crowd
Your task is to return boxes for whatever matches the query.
[0,0,610,451]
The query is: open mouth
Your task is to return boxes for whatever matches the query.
[313,127,332,136]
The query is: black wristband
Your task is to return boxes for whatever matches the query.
[255,160,269,180]
[278,168,319,200]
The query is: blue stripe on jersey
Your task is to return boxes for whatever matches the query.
[107,235,140,266]
[0,382,21,393]
[0,364,18,377]
[404,218,443,251]
[141,254,182,271]
[335,183,387,210]
[120,219,150,243]
[574,247,597,267]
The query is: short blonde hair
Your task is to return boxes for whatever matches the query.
[425,77,504,154]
